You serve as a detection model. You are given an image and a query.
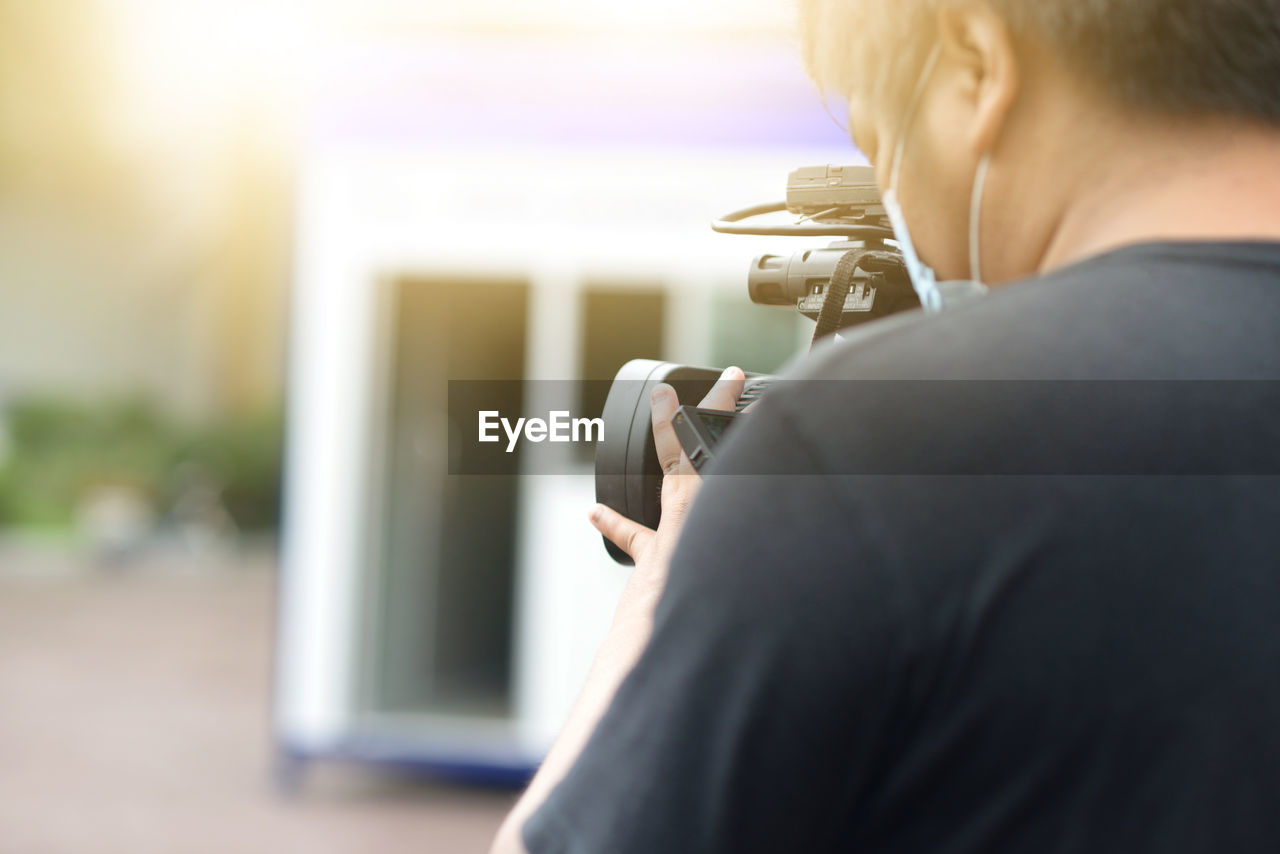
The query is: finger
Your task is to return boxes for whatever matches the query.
[589,503,653,561]
[659,463,702,520]
[650,384,692,476]
[699,366,746,412]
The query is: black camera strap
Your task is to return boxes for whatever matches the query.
[811,248,867,349]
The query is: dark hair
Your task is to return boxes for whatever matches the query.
[995,0,1280,123]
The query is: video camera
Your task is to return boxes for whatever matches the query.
[593,165,919,565]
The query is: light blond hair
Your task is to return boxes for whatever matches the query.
[796,0,936,108]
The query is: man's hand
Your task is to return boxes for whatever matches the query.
[589,366,747,629]
[490,365,745,854]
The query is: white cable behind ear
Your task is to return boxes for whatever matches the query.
[969,152,992,283]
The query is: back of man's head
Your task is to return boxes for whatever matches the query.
[800,0,1280,283]
[802,0,1280,123]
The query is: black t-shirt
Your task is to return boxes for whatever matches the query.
[525,242,1280,853]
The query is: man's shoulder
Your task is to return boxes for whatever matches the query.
[735,240,1280,478]
[796,239,1280,384]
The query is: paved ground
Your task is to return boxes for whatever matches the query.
[0,547,518,854]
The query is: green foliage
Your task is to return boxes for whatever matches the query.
[173,409,284,532]
[0,398,283,532]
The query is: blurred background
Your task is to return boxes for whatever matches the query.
[0,0,854,850]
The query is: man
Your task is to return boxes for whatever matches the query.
[494,1,1280,851]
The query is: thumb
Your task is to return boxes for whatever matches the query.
[589,503,654,563]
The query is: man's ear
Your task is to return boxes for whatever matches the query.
[935,1,1020,157]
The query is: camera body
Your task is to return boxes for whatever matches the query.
[594,165,915,564]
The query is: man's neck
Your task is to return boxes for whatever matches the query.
[1038,119,1280,275]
